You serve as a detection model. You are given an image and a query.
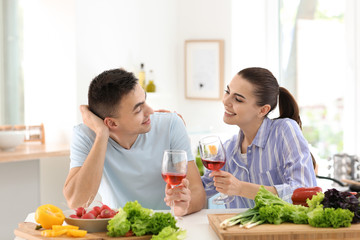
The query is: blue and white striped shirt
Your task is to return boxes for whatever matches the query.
[201,117,317,208]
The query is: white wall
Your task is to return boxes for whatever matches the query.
[21,0,277,145]
[175,0,279,143]
[231,0,279,76]
[176,0,234,137]
[75,0,180,120]
[73,0,243,148]
[22,0,76,144]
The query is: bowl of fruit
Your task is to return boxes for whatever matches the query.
[64,204,118,233]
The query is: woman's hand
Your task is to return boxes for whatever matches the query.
[164,179,191,217]
[210,170,242,196]
[80,105,109,137]
[155,109,186,126]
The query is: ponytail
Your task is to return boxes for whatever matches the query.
[278,87,302,129]
[278,87,316,169]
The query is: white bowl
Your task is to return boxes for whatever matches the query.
[0,130,25,151]
[63,209,112,233]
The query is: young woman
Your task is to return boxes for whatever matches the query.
[201,67,317,208]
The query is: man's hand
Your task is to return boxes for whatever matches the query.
[80,105,109,137]
[164,178,191,217]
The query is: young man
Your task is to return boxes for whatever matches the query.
[63,68,205,216]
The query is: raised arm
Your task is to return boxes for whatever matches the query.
[63,105,110,208]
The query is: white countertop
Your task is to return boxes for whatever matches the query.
[17,208,245,240]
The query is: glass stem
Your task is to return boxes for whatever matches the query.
[171,200,175,216]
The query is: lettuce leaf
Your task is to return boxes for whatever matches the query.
[107,201,178,237]
[151,226,186,240]
[106,208,131,237]
[123,200,153,224]
[307,205,353,228]
[148,212,178,235]
[306,192,324,211]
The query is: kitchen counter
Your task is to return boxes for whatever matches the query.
[0,142,69,163]
[1,142,70,240]
[16,208,244,240]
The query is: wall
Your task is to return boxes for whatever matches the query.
[22,0,76,144]
[175,0,233,137]
[74,0,241,155]
[75,0,180,119]
[20,0,277,147]
[175,0,279,150]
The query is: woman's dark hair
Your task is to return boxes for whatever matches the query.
[88,68,138,119]
[238,67,302,129]
[238,67,316,169]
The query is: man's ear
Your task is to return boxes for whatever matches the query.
[259,104,271,117]
[104,117,118,129]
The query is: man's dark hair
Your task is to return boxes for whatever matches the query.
[88,68,138,119]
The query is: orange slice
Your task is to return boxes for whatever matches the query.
[208,145,217,155]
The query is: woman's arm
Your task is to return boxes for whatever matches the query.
[209,170,278,199]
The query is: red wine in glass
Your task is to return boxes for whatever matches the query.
[199,135,235,205]
[161,149,188,218]
[161,173,187,186]
[201,159,225,170]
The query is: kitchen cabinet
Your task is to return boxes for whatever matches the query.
[0,143,70,239]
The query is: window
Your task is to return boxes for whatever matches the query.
[0,0,24,125]
[279,0,357,173]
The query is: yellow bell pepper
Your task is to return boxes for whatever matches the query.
[40,225,84,238]
[35,204,65,229]
[52,225,79,231]
[41,229,68,237]
[67,229,87,237]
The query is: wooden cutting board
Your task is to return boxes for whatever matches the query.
[208,214,360,240]
[14,222,152,240]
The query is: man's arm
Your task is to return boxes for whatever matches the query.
[185,161,206,213]
[63,105,109,209]
[164,161,206,216]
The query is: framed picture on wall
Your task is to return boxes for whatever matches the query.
[185,39,224,100]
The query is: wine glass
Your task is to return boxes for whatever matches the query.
[199,135,235,205]
[161,149,188,218]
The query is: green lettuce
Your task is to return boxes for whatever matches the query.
[256,186,309,225]
[221,186,354,229]
[151,226,186,240]
[123,200,153,224]
[307,205,353,228]
[306,192,325,211]
[106,201,178,237]
[106,208,131,237]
